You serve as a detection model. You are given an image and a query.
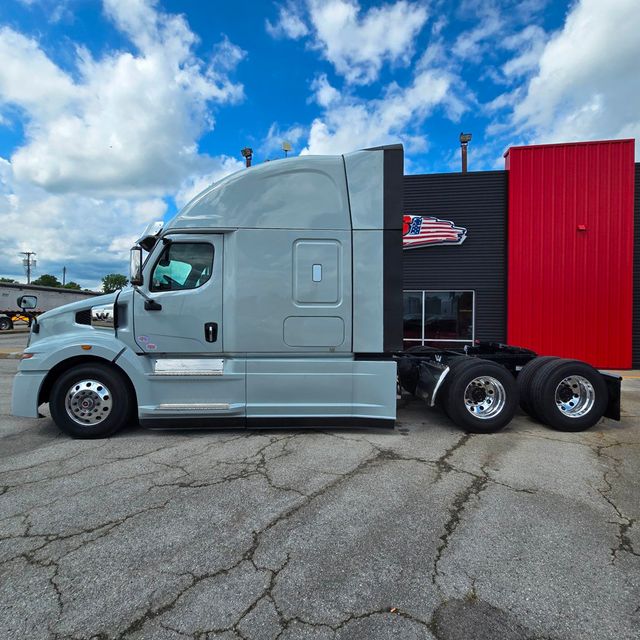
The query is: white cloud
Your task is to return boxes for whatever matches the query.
[0,27,75,120]
[2,2,244,196]
[268,1,429,85]
[501,25,546,78]
[510,0,640,149]
[0,163,163,287]
[174,155,245,209]
[310,73,341,108]
[451,8,503,61]
[266,3,310,39]
[302,68,463,155]
[0,0,246,287]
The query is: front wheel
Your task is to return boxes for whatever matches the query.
[0,316,13,330]
[441,359,518,433]
[50,363,133,438]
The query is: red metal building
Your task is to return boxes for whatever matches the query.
[505,140,635,369]
[402,138,637,370]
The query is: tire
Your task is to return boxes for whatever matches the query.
[50,363,133,438]
[517,356,559,419]
[0,316,13,330]
[529,358,608,432]
[440,358,518,433]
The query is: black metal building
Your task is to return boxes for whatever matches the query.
[402,170,507,349]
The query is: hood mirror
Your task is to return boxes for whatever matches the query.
[17,295,37,310]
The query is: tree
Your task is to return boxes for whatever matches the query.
[0,277,18,283]
[32,274,61,287]
[63,281,82,290]
[102,274,128,293]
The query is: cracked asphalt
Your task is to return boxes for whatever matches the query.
[0,354,638,640]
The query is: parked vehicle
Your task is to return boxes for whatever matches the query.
[0,283,96,330]
[11,145,621,438]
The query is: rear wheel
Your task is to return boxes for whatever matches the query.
[517,356,559,419]
[441,358,518,433]
[50,363,133,438]
[529,359,608,431]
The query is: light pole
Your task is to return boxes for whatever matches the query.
[241,147,253,168]
[282,141,292,157]
[460,132,472,173]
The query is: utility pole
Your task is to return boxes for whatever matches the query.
[62,266,67,286]
[21,251,36,284]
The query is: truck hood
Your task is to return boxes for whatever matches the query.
[36,291,119,322]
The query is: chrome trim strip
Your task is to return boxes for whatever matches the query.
[430,365,450,407]
[157,403,230,411]
[153,358,224,376]
[151,371,223,377]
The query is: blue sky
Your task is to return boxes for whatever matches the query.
[0,0,638,288]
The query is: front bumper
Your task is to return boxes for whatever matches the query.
[12,370,47,418]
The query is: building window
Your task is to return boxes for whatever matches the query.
[403,290,474,349]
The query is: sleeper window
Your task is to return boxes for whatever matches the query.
[150,242,214,292]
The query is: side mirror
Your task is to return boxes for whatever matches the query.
[17,295,37,310]
[130,246,144,286]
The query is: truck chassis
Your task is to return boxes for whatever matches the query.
[396,342,621,433]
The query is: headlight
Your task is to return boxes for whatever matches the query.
[91,303,115,329]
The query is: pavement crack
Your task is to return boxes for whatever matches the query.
[115,557,250,639]
[434,433,473,481]
[432,468,489,586]
[592,443,639,563]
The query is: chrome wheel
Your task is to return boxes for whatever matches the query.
[65,379,113,426]
[554,375,595,418]
[464,376,506,419]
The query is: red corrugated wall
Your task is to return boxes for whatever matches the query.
[506,140,635,369]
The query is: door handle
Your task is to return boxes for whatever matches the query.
[144,300,162,311]
[205,322,218,343]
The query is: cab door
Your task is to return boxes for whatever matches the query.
[133,234,223,354]
[133,233,245,423]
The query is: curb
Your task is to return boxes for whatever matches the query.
[0,352,21,359]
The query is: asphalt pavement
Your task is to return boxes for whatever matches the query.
[0,341,638,639]
[0,329,30,359]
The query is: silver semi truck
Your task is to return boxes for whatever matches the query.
[11,145,621,438]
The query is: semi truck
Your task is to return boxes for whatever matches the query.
[11,145,621,438]
[0,283,97,330]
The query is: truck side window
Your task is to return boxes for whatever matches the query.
[150,242,214,292]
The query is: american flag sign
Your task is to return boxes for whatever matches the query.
[402,215,467,249]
